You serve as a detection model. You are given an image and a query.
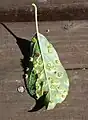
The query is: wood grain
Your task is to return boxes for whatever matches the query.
[1,0,88,21]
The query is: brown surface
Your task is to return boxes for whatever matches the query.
[0,21,88,120]
[0,0,87,8]
[1,0,88,21]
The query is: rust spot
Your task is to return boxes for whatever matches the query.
[54,71,57,74]
[43,91,48,95]
[55,60,60,64]
[62,95,65,98]
[35,52,40,57]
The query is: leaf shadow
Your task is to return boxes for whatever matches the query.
[28,94,46,112]
[1,23,45,112]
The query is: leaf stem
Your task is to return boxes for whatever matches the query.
[32,3,39,40]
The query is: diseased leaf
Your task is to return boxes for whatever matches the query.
[25,3,70,110]
[27,33,69,110]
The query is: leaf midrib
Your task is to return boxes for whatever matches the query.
[37,33,51,99]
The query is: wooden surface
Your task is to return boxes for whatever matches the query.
[0,21,88,120]
[1,0,88,21]
[0,0,88,7]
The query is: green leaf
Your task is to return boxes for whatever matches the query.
[27,33,69,110]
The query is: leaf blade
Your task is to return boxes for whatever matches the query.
[28,33,69,110]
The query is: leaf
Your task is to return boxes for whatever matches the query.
[27,33,69,110]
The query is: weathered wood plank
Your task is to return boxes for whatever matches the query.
[0,0,88,8]
[0,21,88,120]
[1,1,88,21]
